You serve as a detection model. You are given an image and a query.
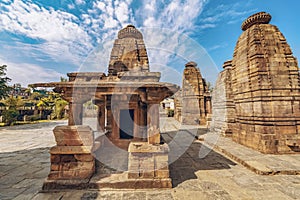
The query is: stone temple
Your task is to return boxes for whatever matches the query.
[174,61,212,125]
[211,12,300,154]
[33,25,179,189]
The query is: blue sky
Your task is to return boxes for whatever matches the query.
[0,0,299,86]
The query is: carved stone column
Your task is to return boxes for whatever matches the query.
[147,103,160,144]
[93,99,105,132]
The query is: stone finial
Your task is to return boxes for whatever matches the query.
[223,60,232,70]
[185,61,197,68]
[241,12,272,31]
[118,24,143,39]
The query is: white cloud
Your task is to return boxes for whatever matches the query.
[75,0,85,5]
[0,0,93,65]
[140,0,206,31]
[201,3,256,26]
[94,1,106,11]
[115,1,130,24]
[199,24,216,29]
[68,4,75,10]
[0,58,64,86]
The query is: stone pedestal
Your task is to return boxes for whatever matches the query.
[127,142,172,188]
[43,125,96,190]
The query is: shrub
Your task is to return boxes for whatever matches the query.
[2,109,19,125]
[27,114,40,121]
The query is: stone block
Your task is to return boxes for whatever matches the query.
[139,170,154,178]
[155,170,169,178]
[50,155,60,163]
[60,155,76,162]
[53,125,94,146]
[128,172,139,179]
[128,142,171,181]
[50,146,93,154]
[74,154,94,162]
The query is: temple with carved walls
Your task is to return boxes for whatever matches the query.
[174,61,212,125]
[33,25,179,189]
[211,12,300,154]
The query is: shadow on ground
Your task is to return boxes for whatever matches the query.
[0,147,51,200]
[162,128,237,187]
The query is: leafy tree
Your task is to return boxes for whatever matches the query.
[53,97,68,119]
[0,65,11,99]
[206,81,214,92]
[30,91,43,101]
[60,76,68,82]
[2,96,22,125]
[2,109,18,125]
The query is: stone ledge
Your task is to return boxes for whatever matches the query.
[50,146,93,154]
[200,133,300,175]
[89,173,172,189]
[42,178,90,191]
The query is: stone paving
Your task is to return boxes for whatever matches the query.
[200,132,300,175]
[0,118,300,199]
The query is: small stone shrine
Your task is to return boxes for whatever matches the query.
[174,61,212,125]
[32,25,179,189]
[211,12,300,154]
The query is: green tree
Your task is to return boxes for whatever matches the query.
[2,109,18,125]
[0,65,11,99]
[2,96,22,125]
[53,97,68,119]
[60,76,68,82]
[206,81,214,92]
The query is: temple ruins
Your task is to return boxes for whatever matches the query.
[211,12,300,154]
[32,25,179,189]
[174,61,212,125]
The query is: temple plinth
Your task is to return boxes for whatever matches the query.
[32,25,179,189]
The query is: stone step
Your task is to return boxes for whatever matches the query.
[89,172,172,189]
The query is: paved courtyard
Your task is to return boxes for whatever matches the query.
[0,118,300,200]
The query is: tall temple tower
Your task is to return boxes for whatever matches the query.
[108,25,149,75]
[181,61,211,125]
[211,12,300,154]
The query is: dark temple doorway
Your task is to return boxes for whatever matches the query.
[119,109,134,139]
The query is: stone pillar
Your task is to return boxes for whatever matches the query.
[68,102,83,126]
[200,98,206,124]
[98,104,105,132]
[105,95,112,131]
[127,142,172,188]
[140,103,147,141]
[139,90,148,141]
[93,99,105,132]
[43,126,96,190]
[147,103,160,144]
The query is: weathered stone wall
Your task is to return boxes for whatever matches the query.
[210,61,235,136]
[174,90,182,123]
